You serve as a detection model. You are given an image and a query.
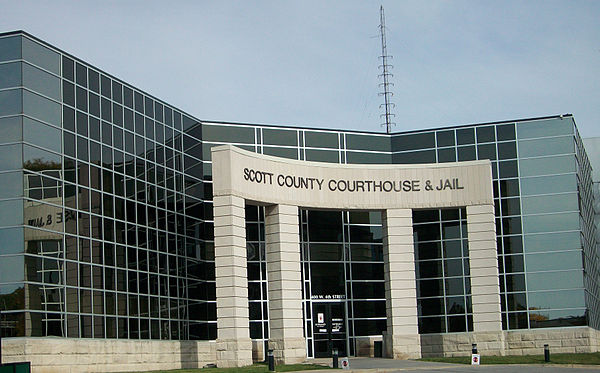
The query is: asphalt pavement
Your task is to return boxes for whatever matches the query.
[307,357,600,373]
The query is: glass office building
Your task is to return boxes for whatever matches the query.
[0,31,599,367]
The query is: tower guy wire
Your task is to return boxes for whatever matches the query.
[378,5,395,134]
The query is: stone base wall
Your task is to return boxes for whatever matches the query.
[505,327,600,355]
[420,327,600,358]
[2,337,216,373]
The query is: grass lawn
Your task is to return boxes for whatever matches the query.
[420,352,600,365]
[134,362,330,373]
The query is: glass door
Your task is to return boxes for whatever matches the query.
[312,302,347,358]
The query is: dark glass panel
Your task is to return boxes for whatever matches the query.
[310,263,345,296]
[391,132,435,151]
[88,69,99,93]
[477,143,496,160]
[305,131,338,149]
[436,130,455,147]
[437,148,456,163]
[62,56,74,81]
[353,319,386,336]
[351,263,384,280]
[476,126,495,143]
[497,123,516,141]
[263,128,297,146]
[457,146,476,161]
[347,134,389,152]
[393,150,436,164]
[75,62,87,87]
[498,142,517,159]
[307,210,342,242]
[456,128,475,145]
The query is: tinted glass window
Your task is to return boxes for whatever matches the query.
[203,124,254,143]
[0,116,22,143]
[476,126,495,143]
[0,89,22,117]
[436,130,455,147]
[0,36,22,62]
[263,128,297,146]
[517,118,573,139]
[456,128,474,145]
[22,37,60,74]
[519,155,575,177]
[305,131,338,148]
[23,63,61,101]
[346,134,389,152]
[0,62,21,88]
[392,132,435,151]
[496,123,515,141]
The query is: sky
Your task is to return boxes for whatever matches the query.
[2,0,600,137]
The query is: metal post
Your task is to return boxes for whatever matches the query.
[544,344,550,362]
[472,344,478,354]
[268,349,275,371]
[332,348,339,369]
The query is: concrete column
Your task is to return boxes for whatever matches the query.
[467,204,505,354]
[265,204,305,364]
[214,195,253,367]
[382,208,421,359]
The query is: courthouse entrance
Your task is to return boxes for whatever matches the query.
[312,301,347,357]
[211,145,499,367]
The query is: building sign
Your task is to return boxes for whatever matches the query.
[243,168,464,193]
[311,294,346,300]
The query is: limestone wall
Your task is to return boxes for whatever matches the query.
[420,327,600,358]
[2,337,216,373]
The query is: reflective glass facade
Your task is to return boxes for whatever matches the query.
[0,31,599,350]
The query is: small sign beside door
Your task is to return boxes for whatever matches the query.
[317,313,324,324]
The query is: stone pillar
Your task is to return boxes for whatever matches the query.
[382,208,421,359]
[467,204,505,355]
[214,195,253,367]
[265,204,306,364]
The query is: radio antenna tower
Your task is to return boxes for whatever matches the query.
[378,5,395,133]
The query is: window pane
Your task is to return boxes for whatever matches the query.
[517,118,573,139]
[527,289,585,310]
[391,132,435,151]
[23,144,61,171]
[520,174,577,196]
[0,227,24,254]
[526,271,583,291]
[525,251,582,272]
[0,144,22,170]
[519,155,576,177]
[23,117,61,153]
[347,134,389,152]
[518,136,574,158]
[0,62,21,88]
[0,171,23,198]
[0,36,22,62]
[305,131,338,149]
[0,89,22,117]
[0,199,23,226]
[22,63,61,100]
[262,128,297,146]
[22,37,60,74]
[202,124,254,143]
[0,255,24,282]
[523,231,581,253]
[0,116,23,143]
[23,91,61,127]
[521,193,578,214]
[522,212,579,234]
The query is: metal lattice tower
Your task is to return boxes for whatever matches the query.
[378,5,395,133]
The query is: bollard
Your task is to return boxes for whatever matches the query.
[332,348,339,369]
[268,349,275,371]
[544,344,550,362]
[472,344,478,354]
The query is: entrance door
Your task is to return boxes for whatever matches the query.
[312,302,347,358]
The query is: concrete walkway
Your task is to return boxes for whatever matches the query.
[306,357,600,373]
